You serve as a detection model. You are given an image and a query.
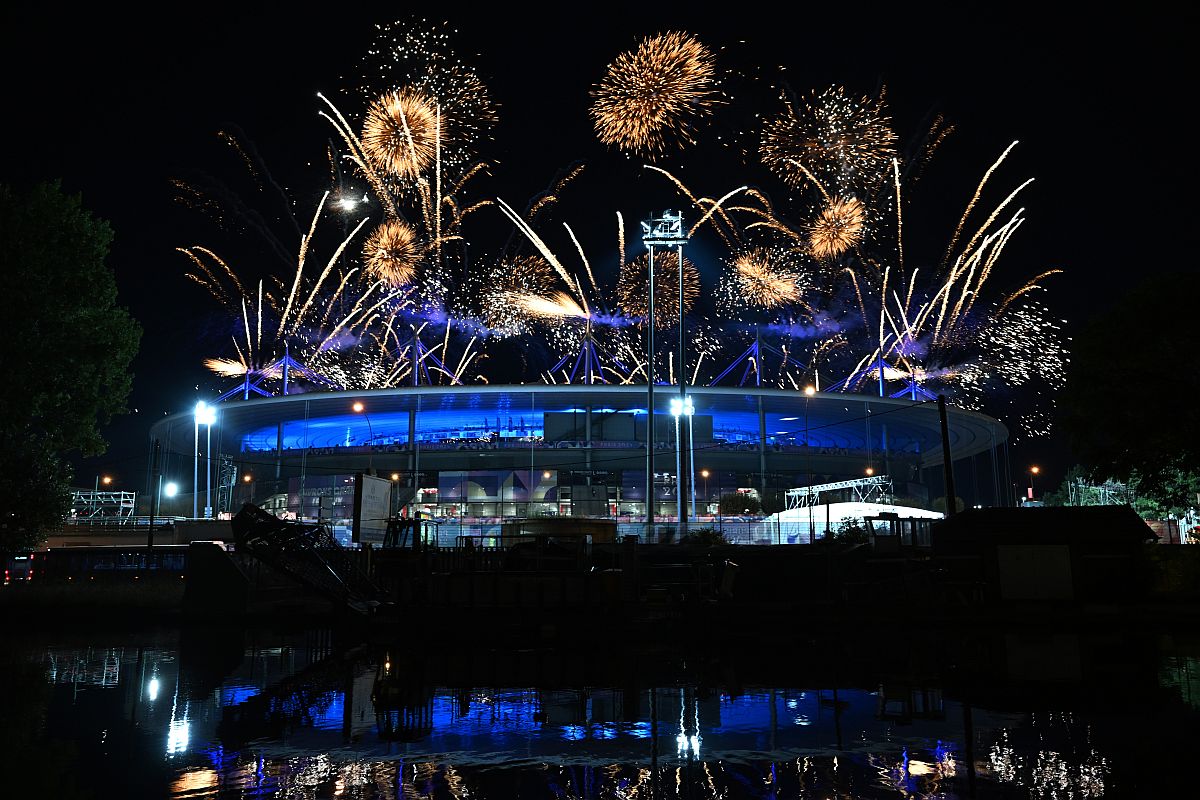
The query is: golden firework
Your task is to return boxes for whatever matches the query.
[731,247,802,308]
[761,86,897,191]
[808,197,866,260]
[361,88,442,179]
[362,220,422,286]
[617,250,700,326]
[482,255,558,334]
[589,31,720,157]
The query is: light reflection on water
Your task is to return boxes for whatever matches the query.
[10,629,1200,797]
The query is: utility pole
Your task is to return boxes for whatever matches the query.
[149,438,161,548]
[938,395,958,516]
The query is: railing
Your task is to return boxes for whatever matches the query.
[54,516,190,533]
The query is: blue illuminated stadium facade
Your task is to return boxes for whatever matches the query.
[149,385,1011,534]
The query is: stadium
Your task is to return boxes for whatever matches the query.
[147,384,1012,544]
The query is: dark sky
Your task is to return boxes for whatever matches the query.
[3,7,1186,494]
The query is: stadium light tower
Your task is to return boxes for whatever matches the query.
[642,210,688,540]
[193,401,217,518]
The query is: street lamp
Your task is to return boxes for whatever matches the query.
[390,472,401,517]
[700,469,710,516]
[804,385,815,544]
[1029,465,1040,503]
[193,401,216,519]
[353,401,376,475]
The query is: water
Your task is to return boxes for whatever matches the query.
[3,623,1197,797]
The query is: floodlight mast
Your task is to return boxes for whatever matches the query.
[641,211,689,539]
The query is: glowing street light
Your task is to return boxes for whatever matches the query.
[1029,465,1040,502]
[670,396,695,535]
[164,482,179,498]
[700,469,710,515]
[194,401,216,518]
[353,401,376,475]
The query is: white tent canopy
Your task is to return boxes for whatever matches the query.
[768,501,943,542]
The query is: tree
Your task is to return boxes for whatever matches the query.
[0,182,141,550]
[1059,268,1199,495]
[719,492,760,516]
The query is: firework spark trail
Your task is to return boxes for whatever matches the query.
[893,158,904,277]
[496,198,575,287]
[564,222,600,297]
[643,165,740,245]
[997,269,1064,316]
[782,159,832,202]
[941,140,1019,269]
[616,211,626,271]
[318,94,400,220]
[319,268,365,329]
[278,192,329,338]
[256,281,263,354]
[241,298,253,366]
[315,282,406,353]
[688,185,750,237]
[291,215,372,335]
[512,291,590,320]
[178,248,227,303]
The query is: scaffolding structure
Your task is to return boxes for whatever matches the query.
[70,490,137,524]
[784,475,892,510]
[217,454,238,515]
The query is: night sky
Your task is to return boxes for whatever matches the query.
[3,7,1185,495]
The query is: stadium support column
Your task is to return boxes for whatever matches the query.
[408,400,419,517]
[275,420,284,480]
[586,405,593,472]
[938,395,957,517]
[758,397,767,524]
[645,245,656,541]
[756,325,767,515]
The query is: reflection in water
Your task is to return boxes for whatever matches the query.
[7,628,1199,797]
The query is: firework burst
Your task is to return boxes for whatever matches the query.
[723,246,805,310]
[478,254,559,336]
[617,250,700,327]
[357,19,498,173]
[590,31,721,158]
[362,219,423,287]
[808,196,866,260]
[360,88,442,180]
[761,85,897,193]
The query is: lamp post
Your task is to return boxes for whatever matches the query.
[701,470,710,517]
[193,401,216,519]
[243,473,254,506]
[1028,466,1040,503]
[804,386,815,544]
[391,472,401,518]
[353,401,376,475]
